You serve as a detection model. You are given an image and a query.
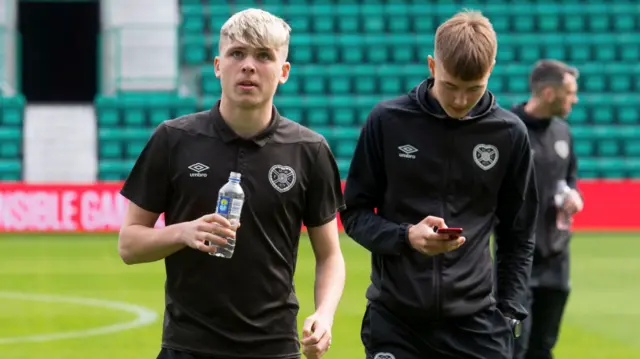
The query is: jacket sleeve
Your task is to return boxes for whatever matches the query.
[340,106,412,255]
[494,126,539,321]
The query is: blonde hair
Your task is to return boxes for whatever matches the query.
[219,8,291,52]
[434,10,498,81]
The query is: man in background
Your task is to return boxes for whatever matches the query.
[510,59,584,359]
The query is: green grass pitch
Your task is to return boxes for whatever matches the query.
[0,232,638,359]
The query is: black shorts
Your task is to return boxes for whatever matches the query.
[361,302,514,359]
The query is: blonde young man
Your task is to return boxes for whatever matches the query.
[118,9,346,359]
[510,59,584,359]
[341,10,539,359]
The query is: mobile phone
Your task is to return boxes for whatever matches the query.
[436,227,463,235]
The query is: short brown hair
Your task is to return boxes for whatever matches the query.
[434,10,497,81]
[529,59,579,94]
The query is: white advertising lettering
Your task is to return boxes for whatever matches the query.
[80,190,127,231]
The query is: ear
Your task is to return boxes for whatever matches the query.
[214,56,221,78]
[541,87,556,102]
[279,61,291,84]
[427,55,436,77]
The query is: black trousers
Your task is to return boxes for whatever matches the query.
[361,301,514,359]
[157,348,300,359]
[513,287,570,359]
[157,348,209,359]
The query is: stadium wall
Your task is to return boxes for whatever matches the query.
[0,180,638,233]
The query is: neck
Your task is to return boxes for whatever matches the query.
[523,97,553,119]
[219,97,273,138]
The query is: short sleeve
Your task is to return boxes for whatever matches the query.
[120,123,172,214]
[302,140,346,228]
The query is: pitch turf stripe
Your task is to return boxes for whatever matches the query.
[0,292,158,344]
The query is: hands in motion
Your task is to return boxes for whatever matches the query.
[178,213,239,254]
[408,216,466,256]
[301,313,333,359]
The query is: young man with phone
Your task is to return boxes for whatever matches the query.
[510,59,584,359]
[341,10,539,359]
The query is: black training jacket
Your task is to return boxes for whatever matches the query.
[510,103,579,291]
[341,78,539,322]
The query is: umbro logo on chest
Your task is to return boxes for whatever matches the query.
[398,144,418,159]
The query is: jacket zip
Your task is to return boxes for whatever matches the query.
[434,126,452,320]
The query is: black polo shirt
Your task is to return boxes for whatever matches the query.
[120,101,345,358]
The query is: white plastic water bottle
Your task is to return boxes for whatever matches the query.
[554,179,572,230]
[207,171,244,258]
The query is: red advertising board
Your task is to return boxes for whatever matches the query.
[0,180,637,233]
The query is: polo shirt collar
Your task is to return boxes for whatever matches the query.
[210,100,281,147]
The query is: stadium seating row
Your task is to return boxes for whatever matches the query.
[0,95,25,181]
[92,1,640,181]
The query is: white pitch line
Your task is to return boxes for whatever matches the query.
[0,291,158,344]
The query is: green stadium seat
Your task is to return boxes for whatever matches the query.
[317,47,338,63]
[333,109,355,126]
[388,16,409,33]
[354,77,376,94]
[568,45,590,62]
[328,77,350,94]
[182,34,206,65]
[363,17,384,33]
[621,46,639,62]
[291,46,312,64]
[313,17,333,33]
[623,141,640,156]
[592,107,613,124]
[1,96,25,126]
[513,16,534,33]
[618,107,638,124]
[0,141,20,159]
[336,158,351,178]
[538,15,559,32]
[613,14,635,32]
[336,140,357,158]
[545,46,566,61]
[594,45,616,62]
[99,141,122,159]
[491,16,509,33]
[99,160,135,179]
[597,140,619,157]
[125,141,146,159]
[282,108,302,123]
[569,107,587,123]
[314,126,362,142]
[99,127,153,142]
[610,75,631,92]
[584,76,605,92]
[0,160,21,175]
[574,140,594,157]
[343,47,364,64]
[564,16,586,32]
[303,77,325,94]
[307,109,330,126]
[337,16,358,33]
[182,14,204,33]
[381,77,402,95]
[392,47,413,63]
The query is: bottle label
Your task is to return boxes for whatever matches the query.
[229,199,244,218]
[216,196,231,216]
